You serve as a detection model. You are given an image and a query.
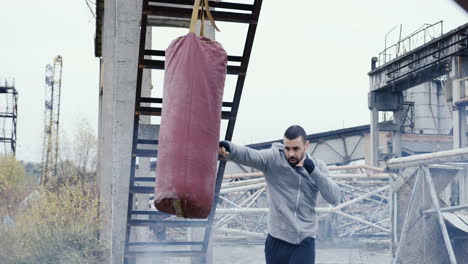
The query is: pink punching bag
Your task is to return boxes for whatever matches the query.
[154,0,227,218]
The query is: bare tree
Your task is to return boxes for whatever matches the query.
[53,119,97,185]
[73,119,97,181]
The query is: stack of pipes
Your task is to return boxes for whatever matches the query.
[215,165,391,243]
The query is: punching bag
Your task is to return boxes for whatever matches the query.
[154,0,228,218]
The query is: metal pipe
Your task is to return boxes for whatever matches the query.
[335,180,390,185]
[335,185,389,210]
[337,182,389,200]
[341,190,387,205]
[386,147,468,169]
[216,208,268,214]
[334,210,390,233]
[424,204,468,214]
[331,173,389,180]
[223,172,388,180]
[328,164,385,172]
[221,178,265,188]
[216,207,334,215]
[220,183,266,194]
[218,195,242,208]
[223,172,263,179]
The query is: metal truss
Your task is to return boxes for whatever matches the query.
[213,165,391,244]
[0,79,17,155]
[387,148,468,263]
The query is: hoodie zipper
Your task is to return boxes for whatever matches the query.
[294,170,302,244]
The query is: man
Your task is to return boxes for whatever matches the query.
[218,125,341,264]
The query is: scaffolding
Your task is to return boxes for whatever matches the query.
[41,56,63,185]
[0,78,18,155]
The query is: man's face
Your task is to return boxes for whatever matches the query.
[283,136,309,166]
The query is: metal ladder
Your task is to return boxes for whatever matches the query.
[124,0,263,263]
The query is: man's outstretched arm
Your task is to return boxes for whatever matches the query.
[219,141,272,172]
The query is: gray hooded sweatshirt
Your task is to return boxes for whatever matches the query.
[226,142,341,244]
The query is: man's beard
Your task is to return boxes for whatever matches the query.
[288,153,304,166]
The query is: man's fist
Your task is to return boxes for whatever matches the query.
[303,158,315,174]
[218,141,231,160]
[219,141,230,152]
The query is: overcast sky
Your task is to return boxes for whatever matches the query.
[0,0,466,162]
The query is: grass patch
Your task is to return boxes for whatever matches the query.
[0,179,108,264]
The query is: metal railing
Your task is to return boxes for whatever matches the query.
[379,21,443,66]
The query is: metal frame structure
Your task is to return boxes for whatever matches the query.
[0,79,18,155]
[368,22,468,166]
[401,101,415,134]
[41,56,63,185]
[370,22,467,92]
[213,165,391,245]
[386,148,468,263]
[124,1,263,263]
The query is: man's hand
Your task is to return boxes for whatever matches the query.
[297,155,315,174]
[218,141,230,160]
[303,157,315,174]
[296,154,306,167]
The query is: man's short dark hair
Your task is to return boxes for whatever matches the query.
[284,125,307,143]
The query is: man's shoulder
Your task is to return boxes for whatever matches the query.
[271,142,284,151]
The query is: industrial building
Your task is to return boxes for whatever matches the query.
[93,0,468,263]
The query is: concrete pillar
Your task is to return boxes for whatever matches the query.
[451,55,468,206]
[97,58,112,244]
[450,55,468,208]
[451,56,467,149]
[370,109,379,167]
[369,57,379,167]
[100,0,143,263]
[461,56,468,206]
[99,0,119,246]
[392,110,402,158]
